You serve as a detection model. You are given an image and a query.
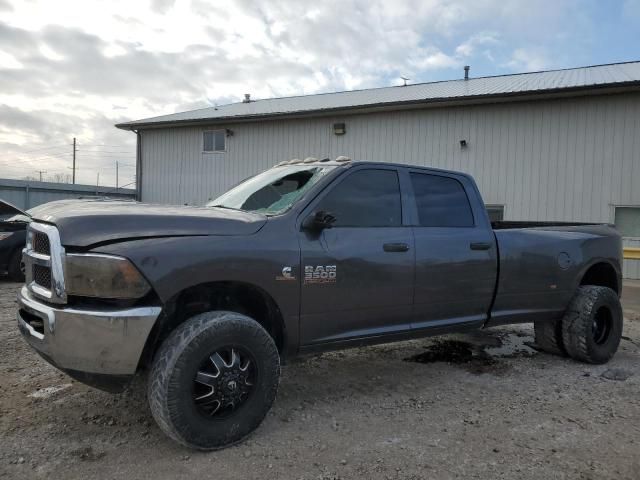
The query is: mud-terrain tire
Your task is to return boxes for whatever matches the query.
[533,318,566,356]
[561,286,622,364]
[7,249,24,282]
[148,311,280,450]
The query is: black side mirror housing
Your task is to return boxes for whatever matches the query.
[302,211,336,232]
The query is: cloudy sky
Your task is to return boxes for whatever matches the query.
[0,0,639,187]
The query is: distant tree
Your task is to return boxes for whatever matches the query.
[49,173,71,184]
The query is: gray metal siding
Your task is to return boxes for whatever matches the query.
[0,179,135,210]
[140,91,640,278]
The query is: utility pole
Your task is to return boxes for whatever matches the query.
[115,161,119,190]
[37,170,46,182]
[72,137,76,184]
[96,172,100,188]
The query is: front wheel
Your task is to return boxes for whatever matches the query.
[561,286,623,364]
[148,311,280,450]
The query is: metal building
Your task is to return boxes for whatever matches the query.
[0,178,136,210]
[117,62,640,278]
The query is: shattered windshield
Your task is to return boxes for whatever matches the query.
[207,164,335,215]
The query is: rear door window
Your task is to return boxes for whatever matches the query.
[410,173,474,227]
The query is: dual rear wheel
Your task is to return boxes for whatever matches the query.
[534,285,623,364]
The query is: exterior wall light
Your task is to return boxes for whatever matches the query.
[459,139,468,148]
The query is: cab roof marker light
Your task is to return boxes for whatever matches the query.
[335,156,351,162]
[303,157,318,163]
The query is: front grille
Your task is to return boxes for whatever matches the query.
[25,222,66,304]
[33,264,52,289]
[32,232,50,255]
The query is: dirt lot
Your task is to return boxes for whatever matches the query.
[1,281,639,480]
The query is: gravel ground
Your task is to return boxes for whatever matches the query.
[1,280,639,480]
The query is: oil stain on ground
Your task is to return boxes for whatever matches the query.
[404,334,537,375]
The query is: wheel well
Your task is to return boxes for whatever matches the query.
[139,281,286,368]
[580,262,619,294]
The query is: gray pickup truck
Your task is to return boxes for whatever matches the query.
[17,159,623,450]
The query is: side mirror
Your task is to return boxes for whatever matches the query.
[302,211,336,232]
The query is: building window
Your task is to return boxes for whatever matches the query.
[485,205,505,222]
[203,130,226,152]
[615,207,640,238]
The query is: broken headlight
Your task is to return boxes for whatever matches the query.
[65,253,151,299]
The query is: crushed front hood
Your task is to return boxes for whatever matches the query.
[29,198,267,247]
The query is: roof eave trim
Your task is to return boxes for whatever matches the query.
[115,81,640,131]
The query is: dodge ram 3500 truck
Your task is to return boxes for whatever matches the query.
[17,159,623,450]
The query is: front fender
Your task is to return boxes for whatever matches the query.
[93,232,301,335]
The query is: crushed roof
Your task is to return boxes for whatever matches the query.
[117,61,640,130]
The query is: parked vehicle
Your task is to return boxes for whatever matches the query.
[0,200,29,281]
[16,159,623,450]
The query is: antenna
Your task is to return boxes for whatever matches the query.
[400,76,410,86]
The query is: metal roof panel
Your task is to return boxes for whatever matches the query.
[117,61,640,129]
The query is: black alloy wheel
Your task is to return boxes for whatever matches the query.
[193,347,256,418]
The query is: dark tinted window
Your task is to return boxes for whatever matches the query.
[316,169,401,227]
[410,173,474,227]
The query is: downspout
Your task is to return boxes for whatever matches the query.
[134,129,142,201]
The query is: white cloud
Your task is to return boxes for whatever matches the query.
[0,0,617,186]
[408,49,459,71]
[455,32,499,57]
[504,47,550,72]
[0,50,22,68]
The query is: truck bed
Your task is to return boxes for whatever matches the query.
[487,221,621,327]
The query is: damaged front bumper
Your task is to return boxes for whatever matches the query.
[17,286,161,392]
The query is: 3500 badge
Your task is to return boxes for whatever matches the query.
[304,265,337,284]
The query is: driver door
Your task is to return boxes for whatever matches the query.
[298,166,415,346]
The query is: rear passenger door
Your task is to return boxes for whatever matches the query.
[407,170,498,330]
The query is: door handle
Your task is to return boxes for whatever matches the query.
[470,241,492,250]
[383,242,410,252]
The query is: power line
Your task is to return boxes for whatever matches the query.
[16,151,71,162]
[10,144,69,155]
[77,151,136,155]
[0,164,70,173]
[6,157,70,173]
[76,153,136,158]
[79,144,136,148]
[77,147,135,151]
